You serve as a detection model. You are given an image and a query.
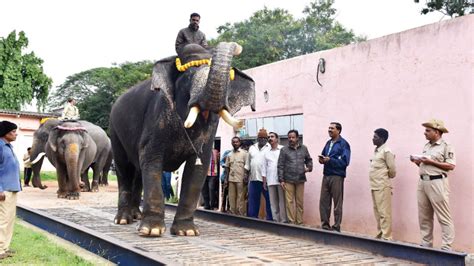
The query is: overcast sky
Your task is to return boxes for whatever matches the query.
[1,0,445,91]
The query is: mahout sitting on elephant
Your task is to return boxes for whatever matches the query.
[44,121,97,199]
[30,118,113,191]
[110,42,255,236]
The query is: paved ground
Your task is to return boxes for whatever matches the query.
[18,181,415,265]
[19,180,119,209]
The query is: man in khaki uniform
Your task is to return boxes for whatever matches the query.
[410,119,456,250]
[369,128,396,240]
[224,137,249,216]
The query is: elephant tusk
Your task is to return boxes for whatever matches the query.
[184,106,200,128]
[30,152,46,164]
[232,43,243,56]
[219,109,244,129]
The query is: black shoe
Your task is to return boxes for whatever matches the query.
[322,226,332,231]
[331,226,340,232]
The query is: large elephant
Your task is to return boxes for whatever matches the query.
[45,121,97,199]
[110,42,255,236]
[30,118,113,191]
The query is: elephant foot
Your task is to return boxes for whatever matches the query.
[137,215,166,237]
[131,207,143,220]
[66,192,80,200]
[34,184,48,190]
[170,219,200,236]
[57,190,67,198]
[114,207,136,225]
[91,181,99,192]
[81,187,90,192]
[99,182,109,187]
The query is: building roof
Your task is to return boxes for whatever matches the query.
[0,109,60,118]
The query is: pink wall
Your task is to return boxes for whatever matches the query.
[217,15,473,252]
[0,113,56,170]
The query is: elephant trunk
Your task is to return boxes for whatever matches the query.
[199,42,240,113]
[185,42,244,129]
[29,139,44,164]
[29,140,47,188]
[65,144,81,191]
[31,157,45,188]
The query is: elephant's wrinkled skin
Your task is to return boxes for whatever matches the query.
[110,42,255,236]
[30,119,113,191]
[45,121,97,199]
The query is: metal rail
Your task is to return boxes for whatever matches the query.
[17,205,171,265]
[166,205,468,266]
[16,203,467,265]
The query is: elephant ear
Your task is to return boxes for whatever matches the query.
[151,56,179,105]
[226,68,256,115]
[47,127,60,152]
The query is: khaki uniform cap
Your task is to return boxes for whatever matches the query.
[422,119,449,133]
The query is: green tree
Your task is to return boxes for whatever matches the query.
[49,61,153,130]
[415,0,473,17]
[0,30,52,110]
[210,0,365,69]
[211,8,301,69]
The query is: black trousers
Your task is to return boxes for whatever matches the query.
[24,168,32,185]
[202,176,219,209]
[319,175,344,231]
[221,180,229,212]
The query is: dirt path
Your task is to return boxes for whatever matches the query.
[18,181,118,209]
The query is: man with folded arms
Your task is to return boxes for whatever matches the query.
[369,128,396,240]
[410,119,455,250]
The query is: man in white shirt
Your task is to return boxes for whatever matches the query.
[261,132,287,223]
[247,129,272,220]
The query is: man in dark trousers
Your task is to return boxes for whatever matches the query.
[23,147,32,186]
[202,148,219,210]
[319,122,351,232]
[175,12,208,56]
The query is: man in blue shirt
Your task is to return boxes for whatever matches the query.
[0,121,21,259]
[219,149,232,212]
[318,122,351,232]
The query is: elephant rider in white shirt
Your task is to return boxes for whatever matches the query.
[61,98,79,121]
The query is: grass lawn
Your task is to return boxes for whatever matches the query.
[1,221,95,265]
[21,171,117,182]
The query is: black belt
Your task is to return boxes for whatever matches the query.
[420,174,444,180]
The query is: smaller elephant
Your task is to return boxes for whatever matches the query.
[30,118,112,191]
[45,121,97,199]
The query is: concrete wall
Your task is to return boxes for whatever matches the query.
[217,15,473,252]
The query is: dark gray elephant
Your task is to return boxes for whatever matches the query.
[30,118,113,191]
[110,42,255,236]
[45,121,97,199]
